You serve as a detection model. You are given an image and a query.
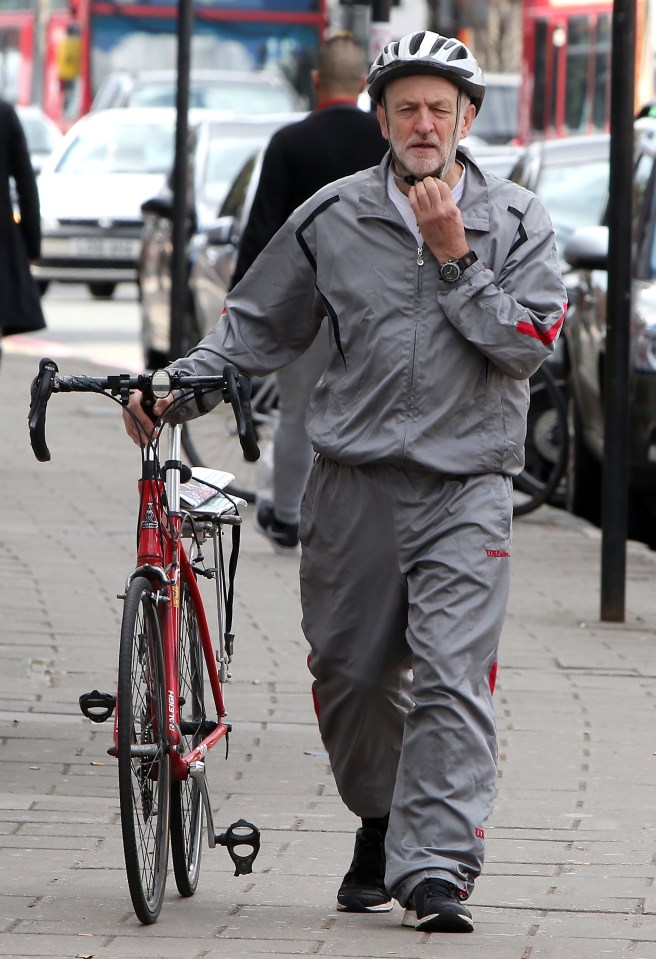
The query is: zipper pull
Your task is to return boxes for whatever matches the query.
[417,246,424,267]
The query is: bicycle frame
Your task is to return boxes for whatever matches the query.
[109,424,233,837]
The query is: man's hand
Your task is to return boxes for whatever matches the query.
[123,389,174,446]
[409,176,469,264]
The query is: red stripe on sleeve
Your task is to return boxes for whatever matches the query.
[516,302,566,345]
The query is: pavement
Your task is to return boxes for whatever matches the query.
[2,348,656,959]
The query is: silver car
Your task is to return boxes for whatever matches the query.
[91,68,304,115]
[33,108,178,298]
[139,114,302,366]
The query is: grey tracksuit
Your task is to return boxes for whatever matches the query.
[168,149,566,903]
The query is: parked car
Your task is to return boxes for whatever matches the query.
[470,73,520,145]
[185,149,263,355]
[15,105,63,174]
[508,132,610,263]
[33,107,180,298]
[138,113,303,367]
[91,68,303,115]
[563,117,656,537]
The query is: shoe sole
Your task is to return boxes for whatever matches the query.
[252,514,300,556]
[337,899,394,913]
[402,908,474,933]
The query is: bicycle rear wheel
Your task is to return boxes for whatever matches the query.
[170,580,205,896]
[118,576,171,924]
[181,374,278,503]
[513,363,568,517]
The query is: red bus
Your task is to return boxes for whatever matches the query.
[0,0,326,130]
[519,0,654,142]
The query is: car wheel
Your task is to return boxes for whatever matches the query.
[89,281,117,299]
[566,385,601,526]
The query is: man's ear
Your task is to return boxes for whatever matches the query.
[459,102,477,141]
[377,102,390,141]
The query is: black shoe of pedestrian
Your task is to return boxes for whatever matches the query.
[402,878,474,933]
[253,501,299,556]
[336,827,393,913]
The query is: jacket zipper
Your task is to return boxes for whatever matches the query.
[417,246,424,266]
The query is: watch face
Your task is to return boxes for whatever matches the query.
[441,262,461,282]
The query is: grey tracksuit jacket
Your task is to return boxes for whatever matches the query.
[170,148,566,478]
[170,149,566,903]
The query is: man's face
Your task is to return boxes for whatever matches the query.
[377,74,476,180]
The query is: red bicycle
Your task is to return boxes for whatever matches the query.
[29,359,261,924]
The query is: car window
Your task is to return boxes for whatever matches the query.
[19,116,59,153]
[56,122,175,175]
[129,81,296,114]
[202,136,268,209]
[219,155,257,220]
[632,151,656,277]
[471,80,519,145]
[536,158,609,257]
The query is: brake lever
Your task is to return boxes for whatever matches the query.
[222,364,260,463]
[28,357,59,462]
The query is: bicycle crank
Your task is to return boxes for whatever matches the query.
[218,819,261,876]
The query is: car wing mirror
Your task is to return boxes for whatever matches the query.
[564,225,609,271]
[205,215,237,247]
[141,193,174,219]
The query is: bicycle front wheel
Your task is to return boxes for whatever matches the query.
[118,576,171,924]
[170,581,205,896]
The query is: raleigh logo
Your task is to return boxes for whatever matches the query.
[141,502,158,530]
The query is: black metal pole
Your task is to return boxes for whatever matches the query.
[169,0,193,362]
[600,0,634,622]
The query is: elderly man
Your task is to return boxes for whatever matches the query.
[125,31,565,933]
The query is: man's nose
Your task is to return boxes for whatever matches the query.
[414,109,435,134]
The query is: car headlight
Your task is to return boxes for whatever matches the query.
[634,325,656,372]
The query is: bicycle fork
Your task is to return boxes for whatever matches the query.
[188,760,260,875]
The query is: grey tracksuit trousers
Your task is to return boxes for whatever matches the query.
[299,457,512,904]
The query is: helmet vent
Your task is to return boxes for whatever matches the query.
[430,36,448,55]
[409,32,425,54]
[447,45,468,61]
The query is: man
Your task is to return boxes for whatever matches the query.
[125,31,566,933]
[230,34,387,555]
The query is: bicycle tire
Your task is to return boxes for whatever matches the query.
[118,576,171,925]
[170,580,205,897]
[181,375,278,503]
[513,362,568,517]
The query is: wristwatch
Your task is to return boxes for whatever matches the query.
[439,250,478,283]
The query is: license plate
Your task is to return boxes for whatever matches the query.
[71,237,141,258]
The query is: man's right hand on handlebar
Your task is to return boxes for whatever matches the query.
[123,390,174,446]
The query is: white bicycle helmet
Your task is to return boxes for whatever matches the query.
[367,31,486,113]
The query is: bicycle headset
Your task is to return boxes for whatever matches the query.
[366,31,487,185]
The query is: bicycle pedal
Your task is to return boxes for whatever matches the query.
[79,689,116,723]
[217,819,261,876]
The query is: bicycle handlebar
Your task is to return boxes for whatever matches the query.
[28,358,261,464]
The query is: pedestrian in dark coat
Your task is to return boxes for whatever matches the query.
[0,99,45,352]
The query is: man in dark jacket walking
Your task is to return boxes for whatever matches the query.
[0,99,45,359]
[231,34,387,554]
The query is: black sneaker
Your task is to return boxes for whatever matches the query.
[253,501,299,556]
[336,827,393,913]
[402,878,474,933]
